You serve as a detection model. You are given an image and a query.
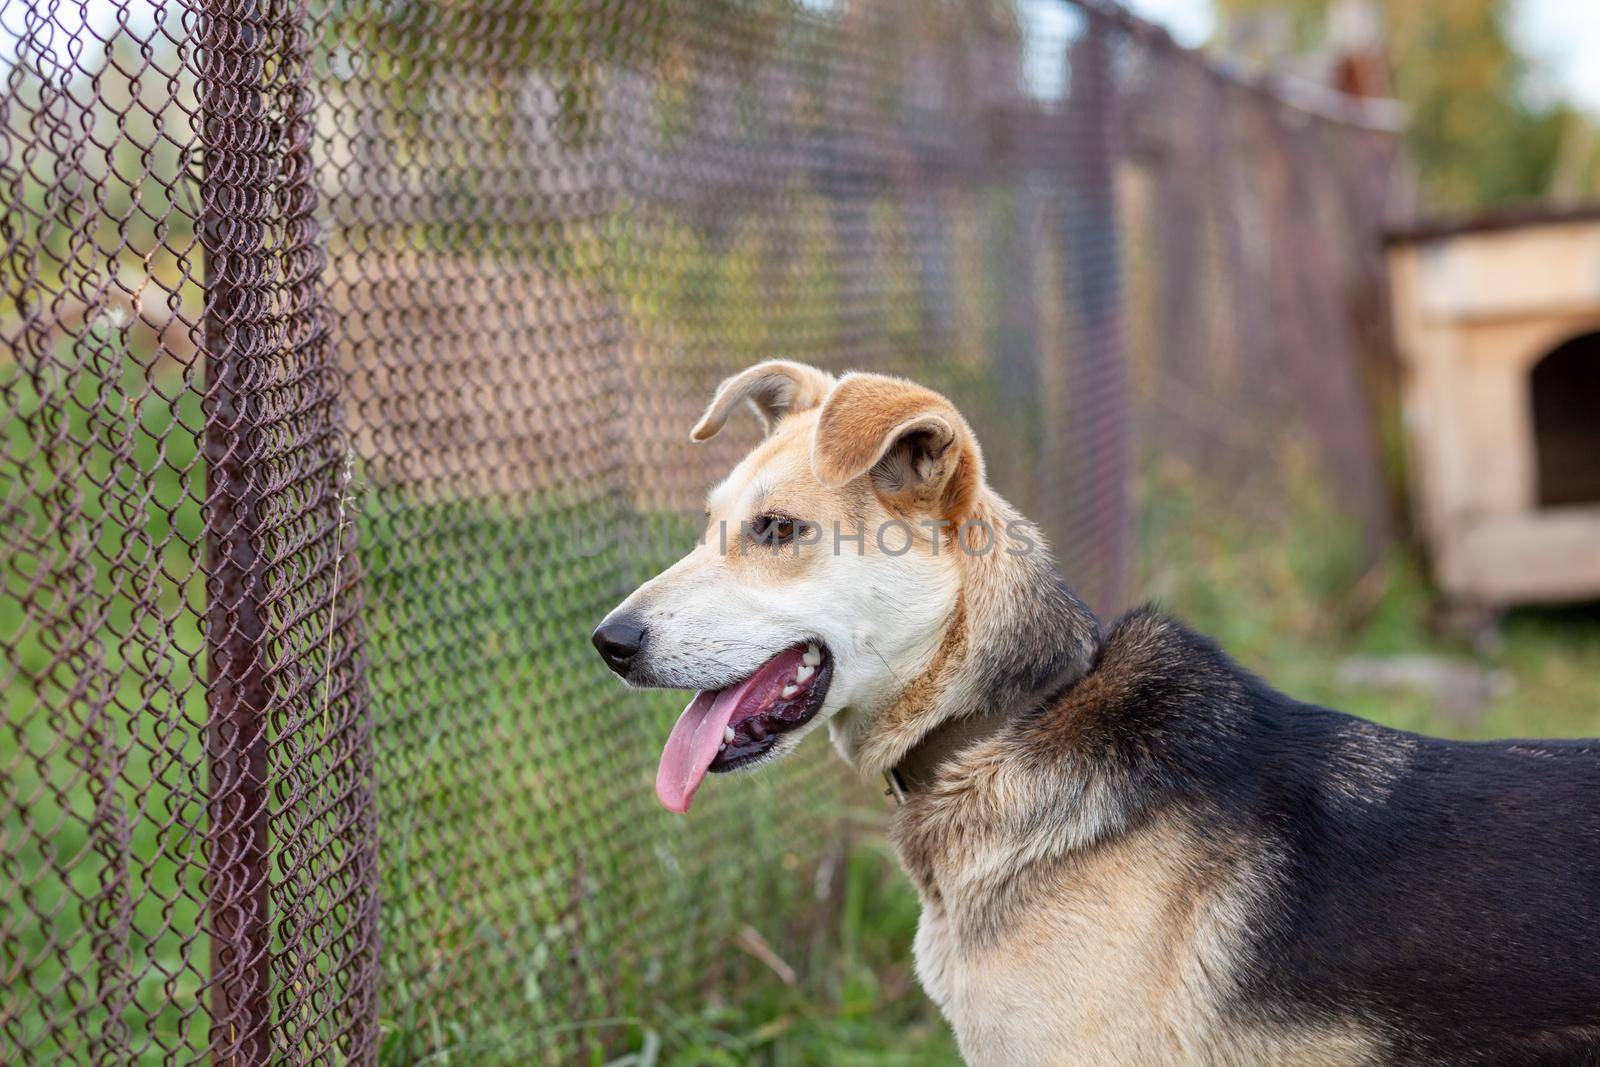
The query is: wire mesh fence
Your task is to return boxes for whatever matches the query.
[1,0,1400,1062]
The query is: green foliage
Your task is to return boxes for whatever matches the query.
[1214,0,1600,210]
[1386,0,1582,209]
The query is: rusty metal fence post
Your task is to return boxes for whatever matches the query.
[195,0,378,1057]
[199,0,278,1057]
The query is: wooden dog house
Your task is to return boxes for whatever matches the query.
[1387,207,1600,613]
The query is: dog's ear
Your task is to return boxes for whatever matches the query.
[690,360,837,441]
[811,373,983,520]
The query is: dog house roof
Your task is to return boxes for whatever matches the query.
[1386,202,1600,246]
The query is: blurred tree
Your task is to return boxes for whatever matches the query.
[1215,0,1600,211]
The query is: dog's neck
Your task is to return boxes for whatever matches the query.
[843,490,1102,781]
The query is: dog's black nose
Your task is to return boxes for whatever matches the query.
[592,617,645,676]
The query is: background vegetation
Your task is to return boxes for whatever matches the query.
[1214,0,1600,210]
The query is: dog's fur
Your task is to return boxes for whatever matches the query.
[598,361,1600,1066]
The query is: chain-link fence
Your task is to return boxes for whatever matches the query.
[2,0,1400,1061]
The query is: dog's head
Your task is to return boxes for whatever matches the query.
[593,360,988,812]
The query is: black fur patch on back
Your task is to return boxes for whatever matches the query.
[1031,608,1600,1065]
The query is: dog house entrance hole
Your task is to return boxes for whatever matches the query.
[1531,330,1600,507]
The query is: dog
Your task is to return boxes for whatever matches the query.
[592,360,1600,1066]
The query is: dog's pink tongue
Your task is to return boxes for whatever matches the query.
[656,683,748,813]
[655,647,805,813]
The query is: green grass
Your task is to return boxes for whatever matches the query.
[596,832,964,1067]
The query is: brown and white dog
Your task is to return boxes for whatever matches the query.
[592,361,1600,1067]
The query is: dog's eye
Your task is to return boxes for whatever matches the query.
[750,514,805,546]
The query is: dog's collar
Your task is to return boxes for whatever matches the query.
[884,705,1018,805]
[882,641,1100,804]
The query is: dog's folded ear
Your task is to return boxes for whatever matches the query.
[811,373,983,520]
[690,360,837,441]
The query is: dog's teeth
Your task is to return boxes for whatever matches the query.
[803,645,821,666]
[781,684,798,698]
[795,664,815,684]
[719,742,727,751]
[723,726,735,743]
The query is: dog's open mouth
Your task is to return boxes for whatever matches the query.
[655,641,833,813]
